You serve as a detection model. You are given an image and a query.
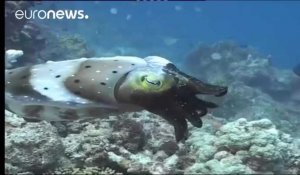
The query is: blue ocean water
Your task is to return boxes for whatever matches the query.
[5,1,300,174]
[36,1,300,69]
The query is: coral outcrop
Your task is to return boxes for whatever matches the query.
[5,118,64,173]
[36,34,95,63]
[184,41,299,103]
[4,41,300,174]
[185,118,298,174]
[4,110,300,174]
[5,49,23,68]
[49,166,118,175]
[5,1,94,66]
[184,41,300,136]
[5,1,46,65]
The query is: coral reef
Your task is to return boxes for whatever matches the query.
[48,166,118,175]
[184,41,299,101]
[60,112,180,174]
[5,1,46,65]
[4,41,300,174]
[58,35,95,59]
[5,1,37,40]
[5,117,64,173]
[4,110,300,174]
[5,1,94,66]
[5,49,23,68]
[185,118,298,174]
[5,110,25,128]
[184,41,300,136]
[36,34,95,63]
[111,119,147,153]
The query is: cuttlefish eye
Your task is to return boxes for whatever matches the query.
[141,75,146,82]
[141,75,162,87]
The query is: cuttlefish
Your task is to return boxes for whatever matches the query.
[5,50,227,141]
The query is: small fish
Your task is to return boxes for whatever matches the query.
[293,63,300,77]
[126,14,132,21]
[110,8,118,15]
[5,51,227,142]
[163,37,178,46]
[174,5,182,11]
[194,6,202,13]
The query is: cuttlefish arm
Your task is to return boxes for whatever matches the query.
[163,63,228,97]
[130,78,227,142]
[145,64,228,142]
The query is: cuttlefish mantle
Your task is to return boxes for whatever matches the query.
[5,51,227,142]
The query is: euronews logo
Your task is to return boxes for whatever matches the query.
[15,10,89,20]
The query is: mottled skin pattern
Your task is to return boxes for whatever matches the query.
[116,63,227,142]
[64,59,138,104]
[5,66,45,99]
[5,54,227,142]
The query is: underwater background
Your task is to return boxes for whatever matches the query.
[5,1,300,174]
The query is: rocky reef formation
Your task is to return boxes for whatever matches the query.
[5,41,300,174]
[5,110,300,174]
[36,34,95,63]
[184,41,300,136]
[184,41,299,103]
[5,111,63,174]
[5,1,94,67]
[49,166,118,175]
[5,49,23,68]
[5,1,37,43]
[5,1,46,65]
[186,118,299,174]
